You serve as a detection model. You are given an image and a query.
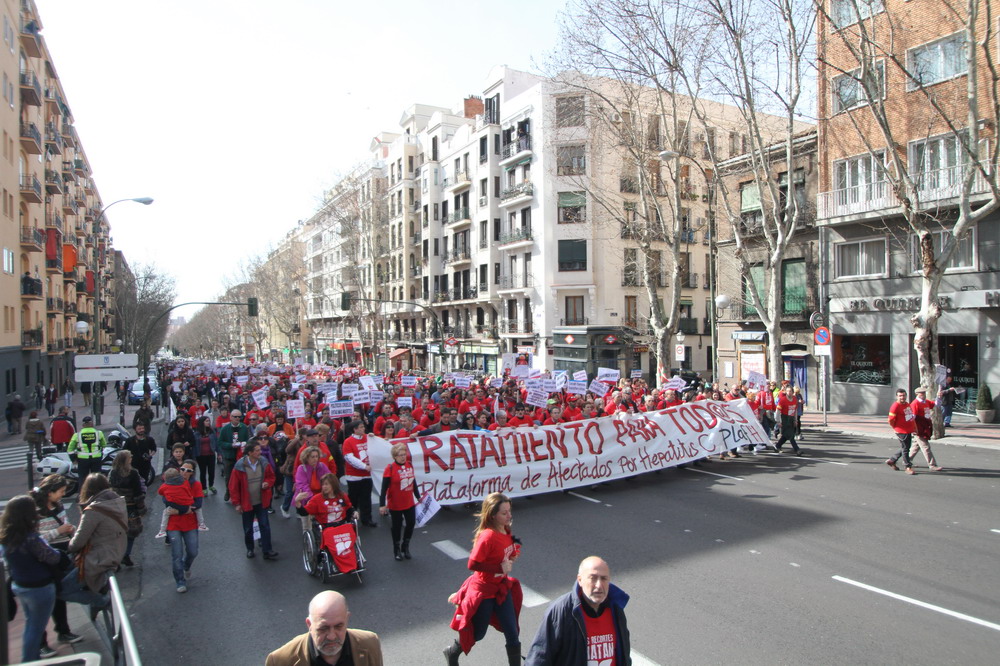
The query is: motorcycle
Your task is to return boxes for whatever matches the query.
[35,428,126,497]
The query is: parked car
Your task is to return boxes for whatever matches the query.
[127,386,161,405]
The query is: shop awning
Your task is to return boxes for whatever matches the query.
[388,348,410,359]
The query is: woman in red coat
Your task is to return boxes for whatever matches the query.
[378,443,420,561]
[444,492,522,665]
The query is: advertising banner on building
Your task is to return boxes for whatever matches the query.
[369,400,769,505]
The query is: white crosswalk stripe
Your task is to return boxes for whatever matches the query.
[0,445,34,471]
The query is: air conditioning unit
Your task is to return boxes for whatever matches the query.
[479,196,488,207]
[610,112,623,123]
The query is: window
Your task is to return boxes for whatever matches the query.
[830,0,883,29]
[479,136,488,163]
[744,264,765,315]
[557,192,586,224]
[834,151,886,201]
[908,32,966,88]
[565,296,585,325]
[624,296,638,328]
[834,335,891,385]
[555,96,585,127]
[646,115,662,150]
[778,169,808,219]
[702,127,716,159]
[910,132,970,194]
[2,247,12,273]
[910,228,975,273]
[739,182,763,233]
[623,248,639,285]
[835,238,886,277]
[556,145,586,175]
[558,240,587,271]
[832,61,885,113]
[782,259,807,315]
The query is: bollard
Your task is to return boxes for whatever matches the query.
[26,450,33,490]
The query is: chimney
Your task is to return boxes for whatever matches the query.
[463,95,484,119]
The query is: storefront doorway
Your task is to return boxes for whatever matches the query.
[940,335,979,414]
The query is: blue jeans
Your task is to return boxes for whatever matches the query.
[58,568,109,608]
[942,402,953,425]
[281,475,294,512]
[168,529,199,585]
[11,582,55,662]
[472,593,519,647]
[242,504,272,552]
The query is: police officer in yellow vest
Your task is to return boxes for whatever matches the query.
[67,415,107,481]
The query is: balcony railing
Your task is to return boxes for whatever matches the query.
[20,226,43,247]
[451,285,478,300]
[433,291,451,303]
[47,339,65,353]
[497,274,534,290]
[21,276,43,297]
[500,181,533,201]
[446,207,470,224]
[19,69,42,106]
[678,318,699,335]
[44,169,63,195]
[682,273,698,289]
[64,302,77,315]
[446,248,471,264]
[501,135,532,160]
[498,226,533,245]
[20,121,42,153]
[449,170,470,188]
[46,297,64,312]
[45,258,61,272]
[19,173,42,202]
[561,317,589,326]
[22,329,43,348]
[499,320,533,334]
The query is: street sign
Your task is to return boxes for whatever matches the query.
[564,334,575,344]
[516,345,534,354]
[674,344,686,361]
[813,327,831,346]
[809,312,825,330]
[814,345,832,357]
[74,366,139,382]
[74,353,139,369]
[445,337,458,347]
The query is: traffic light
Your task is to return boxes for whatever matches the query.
[247,297,259,317]
[341,292,351,310]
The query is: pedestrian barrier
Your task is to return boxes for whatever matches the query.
[95,575,141,666]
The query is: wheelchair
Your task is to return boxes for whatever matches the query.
[301,514,366,584]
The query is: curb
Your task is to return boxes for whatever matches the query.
[804,426,1000,452]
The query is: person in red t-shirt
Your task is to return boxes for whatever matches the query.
[507,405,534,428]
[542,406,565,426]
[908,387,942,471]
[886,388,917,474]
[378,443,421,561]
[774,386,802,455]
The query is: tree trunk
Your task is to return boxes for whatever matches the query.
[654,327,670,389]
[912,268,945,439]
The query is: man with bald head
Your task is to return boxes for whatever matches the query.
[266,591,382,665]
[525,556,632,665]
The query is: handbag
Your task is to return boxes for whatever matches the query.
[127,513,143,539]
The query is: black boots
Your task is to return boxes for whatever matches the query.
[401,539,412,559]
[506,643,522,665]
[393,544,403,561]
[444,640,461,665]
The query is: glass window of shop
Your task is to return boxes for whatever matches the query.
[939,335,978,413]
[833,334,891,384]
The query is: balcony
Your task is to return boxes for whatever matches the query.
[497,225,533,249]
[45,170,63,194]
[445,247,471,266]
[560,316,589,326]
[451,285,478,300]
[20,121,43,155]
[63,196,79,216]
[19,173,42,203]
[433,291,452,304]
[497,274,534,291]
[621,272,641,287]
[620,177,639,194]
[499,181,533,206]
[19,69,42,106]
[22,328,43,349]
[411,232,422,245]
[479,238,489,249]
[443,325,471,338]
[74,159,88,176]
[44,87,64,114]
[474,324,499,339]
[678,318,699,335]
[46,297,64,313]
[73,189,86,206]
[499,320,533,335]
[446,207,471,226]
[409,266,420,278]
[446,170,471,192]
[19,18,41,58]
[64,302,77,316]
[75,222,86,236]
[500,135,532,164]
[682,273,698,289]
[61,122,76,148]
[21,276,43,299]
[20,226,43,251]
[47,339,66,355]
[45,258,61,273]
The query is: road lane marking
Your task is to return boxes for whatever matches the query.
[631,650,662,666]
[833,575,1000,632]
[520,585,550,608]
[991,529,1000,534]
[567,491,601,504]
[683,468,744,481]
[432,540,470,560]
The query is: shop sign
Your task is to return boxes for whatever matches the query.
[846,295,951,312]
[603,334,619,344]
[633,345,649,353]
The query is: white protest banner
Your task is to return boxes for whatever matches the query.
[371,375,384,386]
[171,381,181,392]
[596,367,620,382]
[294,357,304,366]
[528,369,542,379]
[396,396,413,409]
[566,380,588,395]
[249,368,263,375]
[236,376,250,386]
[252,388,269,410]
[295,374,307,383]
[285,399,306,419]
[588,379,610,397]
[401,376,418,387]
[746,371,768,391]
[511,365,530,378]
[329,401,354,418]
[935,364,948,386]
[541,379,558,393]
[341,384,359,397]
[630,369,644,379]
[525,379,542,391]
[665,376,688,390]
[369,390,385,404]
[366,400,769,505]
[352,391,371,405]
[359,376,376,391]
[554,372,568,390]
[573,370,588,381]
[414,493,441,528]
[526,389,548,408]
[454,375,472,389]
[490,377,503,388]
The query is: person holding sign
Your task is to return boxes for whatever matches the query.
[378,443,421,562]
[444,493,523,666]
[342,421,377,527]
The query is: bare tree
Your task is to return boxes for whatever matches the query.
[169,305,230,358]
[113,262,176,359]
[820,0,999,430]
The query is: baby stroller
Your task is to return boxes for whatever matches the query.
[301,514,366,584]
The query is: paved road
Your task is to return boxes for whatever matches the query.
[118,428,1000,665]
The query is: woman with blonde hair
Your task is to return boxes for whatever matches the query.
[444,492,523,665]
[378,442,420,561]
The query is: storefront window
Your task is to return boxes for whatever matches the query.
[833,334,891,384]
[939,335,978,413]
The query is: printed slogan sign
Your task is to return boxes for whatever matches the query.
[369,400,769,505]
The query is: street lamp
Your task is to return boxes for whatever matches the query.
[90,197,154,353]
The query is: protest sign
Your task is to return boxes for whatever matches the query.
[489,377,503,388]
[401,376,418,387]
[329,401,354,418]
[369,390,385,404]
[396,396,413,409]
[566,380,588,395]
[414,493,441,528]
[359,376,376,391]
[588,380,610,397]
[541,379,558,394]
[285,399,306,419]
[317,383,339,399]
[341,384,359,397]
[746,371,767,391]
[573,370,588,381]
[454,376,472,389]
[630,369,644,379]
[352,391,370,405]
[252,388,269,410]
[526,389,548,408]
[666,376,688,390]
[596,367,620,382]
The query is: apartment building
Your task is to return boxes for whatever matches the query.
[817,0,1000,415]
[716,131,821,399]
[1,0,113,400]
[302,66,791,379]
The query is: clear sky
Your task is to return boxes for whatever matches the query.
[37,0,566,318]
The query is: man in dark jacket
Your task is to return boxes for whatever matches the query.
[525,556,631,666]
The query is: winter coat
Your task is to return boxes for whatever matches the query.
[228,455,275,512]
[67,488,128,593]
[524,582,631,666]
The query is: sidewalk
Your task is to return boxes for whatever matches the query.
[802,411,1000,451]
[5,596,111,663]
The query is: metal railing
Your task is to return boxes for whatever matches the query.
[497,274,533,289]
[446,207,470,224]
[20,226,43,246]
[500,181,533,201]
[19,173,42,199]
[20,121,42,147]
[501,135,532,159]
[498,226,533,245]
[561,317,588,326]
[21,276,43,296]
